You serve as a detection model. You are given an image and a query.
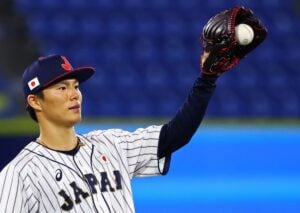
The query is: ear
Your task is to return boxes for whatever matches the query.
[27,94,42,111]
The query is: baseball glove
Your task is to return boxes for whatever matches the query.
[200,6,267,76]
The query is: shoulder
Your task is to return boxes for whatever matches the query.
[0,142,40,179]
[82,125,162,138]
[79,129,125,147]
[79,125,162,146]
[80,129,119,141]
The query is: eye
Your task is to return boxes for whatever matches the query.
[75,84,80,90]
[58,86,66,90]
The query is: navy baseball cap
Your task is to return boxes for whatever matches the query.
[22,54,95,97]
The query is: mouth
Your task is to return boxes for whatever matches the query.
[69,104,81,111]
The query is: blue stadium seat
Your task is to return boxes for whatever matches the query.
[205,0,229,11]
[250,91,274,116]
[160,13,186,36]
[88,89,126,116]
[213,89,245,117]
[163,37,188,63]
[48,15,78,38]
[70,47,99,67]
[147,0,171,10]
[99,41,127,64]
[132,14,159,36]
[110,64,141,90]
[13,0,300,117]
[92,0,120,10]
[122,89,155,116]
[233,62,262,89]
[261,0,289,10]
[16,0,60,12]
[171,62,198,91]
[132,37,160,62]
[107,14,131,37]
[64,0,92,11]
[78,15,105,38]
[146,87,182,116]
[124,0,145,9]
[26,14,51,39]
[175,0,200,10]
[13,0,35,14]
[141,62,170,89]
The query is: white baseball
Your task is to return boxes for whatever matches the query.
[235,24,254,45]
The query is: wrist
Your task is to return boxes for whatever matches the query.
[200,73,219,83]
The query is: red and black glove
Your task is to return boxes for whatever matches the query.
[200,6,267,76]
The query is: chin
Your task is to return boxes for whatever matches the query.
[74,116,82,123]
[68,115,82,126]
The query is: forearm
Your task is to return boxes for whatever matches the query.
[158,74,217,158]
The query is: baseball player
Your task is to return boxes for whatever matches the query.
[0,7,266,213]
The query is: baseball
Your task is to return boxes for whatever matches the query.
[235,23,254,45]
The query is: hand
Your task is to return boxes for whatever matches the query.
[200,6,267,76]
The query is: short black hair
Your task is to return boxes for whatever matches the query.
[26,90,44,122]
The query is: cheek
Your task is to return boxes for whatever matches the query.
[44,98,63,109]
[78,91,83,102]
[42,93,65,108]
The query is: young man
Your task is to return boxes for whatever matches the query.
[0,54,217,213]
[0,7,266,213]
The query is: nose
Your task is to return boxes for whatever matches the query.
[70,87,80,100]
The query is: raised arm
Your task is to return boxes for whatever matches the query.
[158,6,267,159]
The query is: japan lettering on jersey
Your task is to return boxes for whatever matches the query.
[0,125,168,212]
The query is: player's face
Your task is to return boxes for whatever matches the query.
[38,78,83,127]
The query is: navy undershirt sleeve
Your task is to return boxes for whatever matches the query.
[158,74,217,159]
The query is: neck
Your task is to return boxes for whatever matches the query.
[38,122,78,151]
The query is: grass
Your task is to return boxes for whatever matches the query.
[0,117,39,135]
[0,116,299,135]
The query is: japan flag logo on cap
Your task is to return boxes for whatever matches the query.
[28,77,40,91]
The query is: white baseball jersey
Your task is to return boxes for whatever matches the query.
[0,125,168,212]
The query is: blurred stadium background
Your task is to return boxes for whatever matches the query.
[0,0,300,212]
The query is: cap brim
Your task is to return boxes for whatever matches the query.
[43,66,95,88]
